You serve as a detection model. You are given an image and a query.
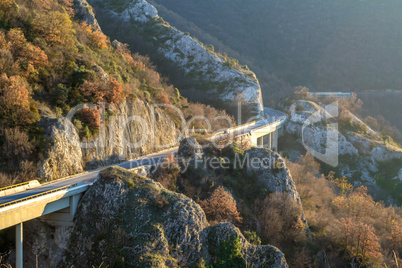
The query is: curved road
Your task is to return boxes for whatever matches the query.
[0,108,287,207]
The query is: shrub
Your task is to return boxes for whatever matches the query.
[200,186,242,226]
[79,106,100,130]
[243,230,261,245]
[213,235,245,268]
[255,193,306,250]
[151,154,180,191]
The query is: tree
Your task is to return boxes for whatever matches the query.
[6,28,26,57]
[106,78,125,106]
[79,80,105,104]
[32,11,74,46]
[90,30,108,50]
[0,75,33,127]
[58,0,74,16]
[338,218,383,266]
[256,193,306,249]
[79,106,100,130]
[200,186,242,226]
[332,186,377,218]
[0,128,34,172]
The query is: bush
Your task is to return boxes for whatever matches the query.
[200,186,242,226]
[213,235,245,268]
[243,230,261,245]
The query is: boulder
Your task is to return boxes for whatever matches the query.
[177,137,202,159]
[64,167,288,267]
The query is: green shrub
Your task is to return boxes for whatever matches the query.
[243,230,261,245]
[214,235,245,268]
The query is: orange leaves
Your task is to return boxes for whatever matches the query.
[79,80,105,104]
[0,75,34,127]
[332,186,377,218]
[79,78,125,106]
[0,75,30,108]
[200,186,242,226]
[6,28,26,55]
[79,23,108,50]
[32,0,53,11]
[0,28,48,76]
[155,91,171,105]
[90,30,108,50]
[339,218,383,265]
[107,78,125,105]
[112,41,146,70]
[58,0,74,16]
[133,61,146,71]
[21,43,48,69]
[79,106,100,130]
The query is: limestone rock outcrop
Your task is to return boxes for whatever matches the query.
[38,99,182,180]
[64,167,288,267]
[88,0,264,118]
[177,137,202,159]
[81,98,183,169]
[284,99,402,204]
[245,148,301,204]
[244,148,310,236]
[73,0,102,31]
[38,117,84,181]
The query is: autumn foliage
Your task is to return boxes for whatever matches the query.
[287,153,402,267]
[79,78,125,106]
[79,107,100,130]
[200,186,242,226]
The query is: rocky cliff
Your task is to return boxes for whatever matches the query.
[244,148,311,236]
[38,117,84,181]
[39,98,182,180]
[62,167,288,267]
[87,0,264,119]
[284,99,402,205]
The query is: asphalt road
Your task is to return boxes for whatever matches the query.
[0,148,177,206]
[0,108,287,207]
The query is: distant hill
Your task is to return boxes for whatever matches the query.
[150,0,402,94]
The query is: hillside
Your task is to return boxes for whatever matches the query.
[150,0,402,91]
[84,0,265,119]
[0,0,234,187]
[149,0,402,132]
[0,0,401,267]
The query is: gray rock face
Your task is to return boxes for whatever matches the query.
[91,0,264,118]
[74,0,102,31]
[200,223,288,267]
[38,117,84,181]
[244,148,311,236]
[81,98,183,169]
[245,148,302,207]
[22,220,71,268]
[38,99,182,180]
[177,137,202,159]
[64,167,288,267]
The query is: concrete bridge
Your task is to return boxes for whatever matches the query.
[0,107,287,267]
[309,91,353,98]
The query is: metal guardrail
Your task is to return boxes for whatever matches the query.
[0,183,78,209]
[0,181,31,192]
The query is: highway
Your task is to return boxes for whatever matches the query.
[0,148,176,206]
[0,108,287,207]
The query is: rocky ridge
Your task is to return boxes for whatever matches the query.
[284,99,402,204]
[88,0,264,118]
[39,98,182,180]
[62,167,288,267]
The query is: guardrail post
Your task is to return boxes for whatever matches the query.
[16,223,23,268]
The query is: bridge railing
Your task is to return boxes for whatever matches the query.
[0,181,31,192]
[0,183,78,209]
